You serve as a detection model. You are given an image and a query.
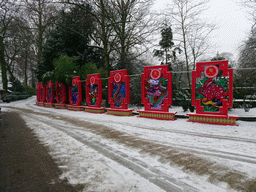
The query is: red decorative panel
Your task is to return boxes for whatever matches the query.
[43,85,46,103]
[46,81,54,104]
[69,76,82,106]
[141,65,172,112]
[85,73,102,108]
[56,81,67,104]
[36,82,43,103]
[36,83,39,102]
[191,60,233,116]
[108,69,130,109]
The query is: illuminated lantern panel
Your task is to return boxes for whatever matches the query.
[36,82,42,103]
[36,84,46,106]
[43,85,46,103]
[36,83,39,103]
[67,76,83,111]
[106,69,134,116]
[138,65,176,120]
[84,74,105,113]
[55,81,67,109]
[45,81,55,108]
[187,60,238,125]
[36,82,45,106]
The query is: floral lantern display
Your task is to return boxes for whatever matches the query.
[45,81,55,107]
[37,83,46,106]
[84,73,105,113]
[55,81,67,109]
[67,76,83,111]
[106,69,134,116]
[187,60,238,125]
[138,65,176,120]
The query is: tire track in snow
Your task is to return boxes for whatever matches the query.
[92,119,256,144]
[22,103,256,165]
[22,113,199,192]
[26,102,256,144]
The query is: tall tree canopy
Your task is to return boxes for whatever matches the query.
[0,0,20,90]
[62,0,157,75]
[153,25,181,70]
[166,0,215,91]
[37,4,103,81]
[106,0,157,74]
[237,27,256,87]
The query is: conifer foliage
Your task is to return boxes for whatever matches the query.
[36,3,103,81]
[153,25,181,70]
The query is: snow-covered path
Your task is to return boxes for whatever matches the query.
[1,96,256,191]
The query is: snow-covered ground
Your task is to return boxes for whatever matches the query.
[1,96,256,192]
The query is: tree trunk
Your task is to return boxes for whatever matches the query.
[5,61,15,81]
[165,49,168,65]
[119,6,127,70]
[192,48,196,70]
[99,0,110,107]
[31,67,36,88]
[0,36,7,91]
[24,50,28,86]
[181,20,191,93]
[37,0,43,64]
[101,7,110,77]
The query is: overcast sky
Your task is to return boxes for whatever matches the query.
[153,0,253,58]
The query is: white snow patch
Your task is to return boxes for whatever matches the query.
[22,115,164,192]
[1,96,256,191]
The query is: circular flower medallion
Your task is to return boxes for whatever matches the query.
[72,79,76,86]
[150,69,161,80]
[114,73,121,82]
[204,65,219,78]
[90,76,95,84]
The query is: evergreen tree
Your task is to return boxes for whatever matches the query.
[153,25,181,70]
[9,77,26,93]
[52,55,78,85]
[36,4,103,81]
[211,52,225,61]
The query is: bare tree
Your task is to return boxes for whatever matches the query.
[5,17,28,82]
[241,0,256,29]
[218,52,235,67]
[0,0,58,88]
[60,0,158,75]
[106,0,158,73]
[187,20,216,70]
[11,18,36,85]
[237,27,256,87]
[92,0,115,77]
[166,0,213,91]
[0,0,21,90]
[24,0,58,66]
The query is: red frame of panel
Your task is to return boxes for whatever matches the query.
[191,60,233,116]
[36,82,43,102]
[69,76,82,106]
[141,65,172,112]
[108,69,130,109]
[56,81,67,104]
[46,81,54,104]
[85,73,102,108]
